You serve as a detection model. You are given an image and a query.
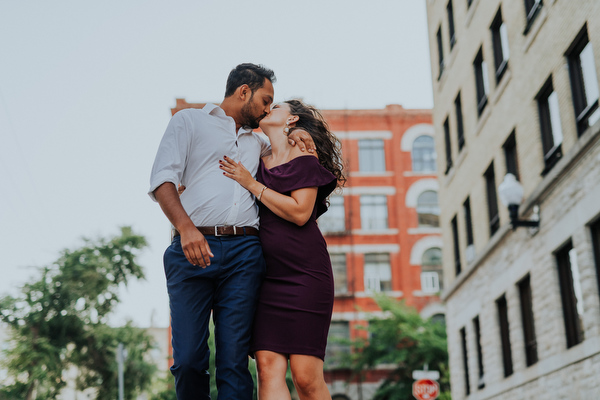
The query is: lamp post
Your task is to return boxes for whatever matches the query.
[498,174,540,231]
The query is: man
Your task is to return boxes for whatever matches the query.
[148,63,315,399]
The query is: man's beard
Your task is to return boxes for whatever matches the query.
[240,96,266,129]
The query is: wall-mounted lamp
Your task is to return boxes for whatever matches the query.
[498,173,540,231]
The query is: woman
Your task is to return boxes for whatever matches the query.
[219,99,345,400]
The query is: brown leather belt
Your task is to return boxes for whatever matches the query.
[173,226,259,237]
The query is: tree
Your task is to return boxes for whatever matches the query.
[346,296,451,400]
[0,227,156,400]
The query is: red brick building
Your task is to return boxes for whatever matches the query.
[167,100,442,399]
[318,105,443,399]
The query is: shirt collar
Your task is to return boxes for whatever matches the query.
[203,103,253,135]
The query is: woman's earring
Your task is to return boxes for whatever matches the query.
[283,122,290,135]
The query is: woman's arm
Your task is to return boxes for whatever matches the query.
[219,156,317,226]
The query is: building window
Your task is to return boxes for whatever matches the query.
[460,327,470,396]
[364,253,392,293]
[447,0,456,49]
[330,253,348,295]
[518,274,538,366]
[318,195,345,233]
[591,219,600,303]
[556,241,585,348]
[421,247,443,294]
[474,47,490,116]
[360,195,388,230]
[484,162,500,236]
[537,76,564,173]
[452,215,461,276]
[358,139,385,173]
[455,92,465,151]
[566,25,600,136]
[437,26,444,79]
[325,321,350,367]
[491,8,510,82]
[523,0,543,34]
[473,316,485,389]
[463,197,474,247]
[417,190,440,227]
[444,116,452,174]
[496,294,513,377]
[412,135,437,172]
[503,131,520,180]
[467,0,473,8]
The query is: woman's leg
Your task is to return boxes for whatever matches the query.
[289,354,331,400]
[255,350,291,400]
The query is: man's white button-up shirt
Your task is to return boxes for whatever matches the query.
[149,103,270,229]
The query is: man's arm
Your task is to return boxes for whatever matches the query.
[153,182,214,268]
[288,130,316,153]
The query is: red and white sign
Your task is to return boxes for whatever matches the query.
[412,379,439,400]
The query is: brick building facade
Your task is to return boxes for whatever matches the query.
[426,0,600,398]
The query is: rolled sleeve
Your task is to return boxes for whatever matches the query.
[148,111,191,202]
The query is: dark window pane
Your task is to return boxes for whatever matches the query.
[556,241,585,348]
[444,116,453,174]
[503,131,520,181]
[455,92,465,150]
[496,295,513,377]
[523,0,543,34]
[460,327,470,395]
[452,215,461,275]
[464,197,474,246]
[591,219,600,304]
[491,8,509,82]
[536,76,563,173]
[566,25,600,135]
[474,48,489,115]
[437,27,444,79]
[518,275,538,366]
[447,0,456,49]
[473,316,485,389]
[484,162,499,236]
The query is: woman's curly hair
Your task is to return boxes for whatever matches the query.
[285,99,346,195]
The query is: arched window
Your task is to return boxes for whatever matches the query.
[412,135,437,172]
[417,191,440,227]
[421,247,443,293]
[422,247,442,266]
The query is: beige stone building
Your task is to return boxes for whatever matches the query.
[426,0,600,398]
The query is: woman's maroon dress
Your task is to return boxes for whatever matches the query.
[250,155,337,360]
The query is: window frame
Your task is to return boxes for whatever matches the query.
[556,241,585,348]
[591,218,600,305]
[473,316,485,389]
[330,253,348,296]
[360,195,389,231]
[474,47,489,116]
[463,197,474,247]
[484,162,500,236]
[496,294,514,377]
[363,253,392,293]
[491,8,509,83]
[523,0,543,35]
[460,327,471,395]
[536,76,564,173]
[444,116,453,174]
[318,195,346,234]
[412,135,437,173]
[452,215,461,275]
[358,139,386,173]
[517,274,538,366]
[503,131,520,181]
[437,26,445,80]
[447,0,456,50]
[565,25,600,136]
[455,92,465,151]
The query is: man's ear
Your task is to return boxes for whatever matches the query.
[238,84,250,101]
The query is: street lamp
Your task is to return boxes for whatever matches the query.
[498,173,540,231]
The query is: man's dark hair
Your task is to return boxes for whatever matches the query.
[224,63,276,98]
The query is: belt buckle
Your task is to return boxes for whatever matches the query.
[215,225,235,236]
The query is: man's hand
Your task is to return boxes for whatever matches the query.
[153,182,214,267]
[179,227,214,268]
[288,129,316,153]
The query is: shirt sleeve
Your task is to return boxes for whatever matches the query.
[148,110,191,202]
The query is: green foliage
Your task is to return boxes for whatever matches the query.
[347,295,451,400]
[0,227,155,400]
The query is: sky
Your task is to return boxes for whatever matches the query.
[0,0,433,328]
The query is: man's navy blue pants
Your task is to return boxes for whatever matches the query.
[164,234,265,399]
